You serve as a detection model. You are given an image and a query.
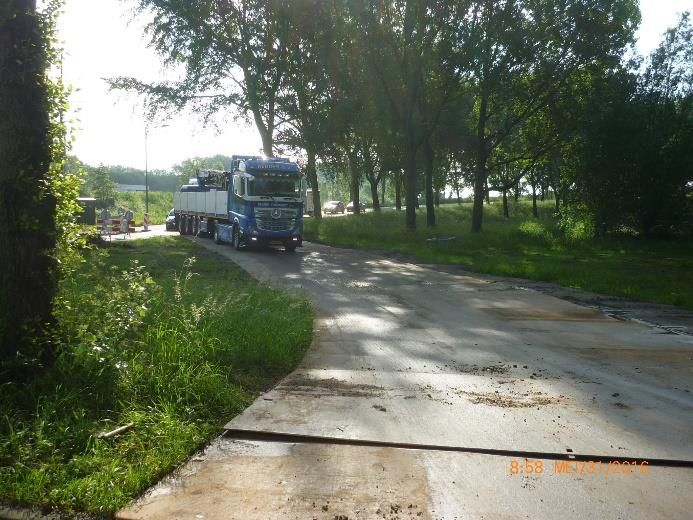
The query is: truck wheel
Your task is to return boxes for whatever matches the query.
[179,215,186,235]
[214,226,221,245]
[233,225,243,250]
[193,217,199,236]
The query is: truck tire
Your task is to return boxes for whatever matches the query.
[184,215,190,235]
[233,225,243,250]
[214,226,221,245]
[193,217,199,236]
[179,215,186,235]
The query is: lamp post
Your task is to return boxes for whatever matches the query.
[144,125,149,214]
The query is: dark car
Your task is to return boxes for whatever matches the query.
[323,200,345,214]
[346,201,366,213]
[165,209,176,230]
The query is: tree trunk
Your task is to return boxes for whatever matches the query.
[369,176,380,212]
[514,183,520,201]
[259,130,273,157]
[554,188,560,212]
[348,150,360,215]
[471,91,488,233]
[502,189,509,218]
[423,139,435,227]
[380,175,385,206]
[363,146,380,212]
[484,179,490,204]
[395,172,402,210]
[305,148,321,220]
[472,171,486,232]
[245,73,274,157]
[0,0,56,365]
[531,180,538,218]
[456,187,461,204]
[404,131,417,230]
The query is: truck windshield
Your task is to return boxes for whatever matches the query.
[247,176,301,198]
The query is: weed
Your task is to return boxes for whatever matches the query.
[0,237,313,515]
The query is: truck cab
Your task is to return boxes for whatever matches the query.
[227,156,304,250]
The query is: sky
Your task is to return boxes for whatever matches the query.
[55,0,693,171]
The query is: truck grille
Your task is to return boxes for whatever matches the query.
[256,218,295,231]
[254,208,298,232]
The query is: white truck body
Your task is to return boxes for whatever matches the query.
[173,190,228,217]
[304,188,320,216]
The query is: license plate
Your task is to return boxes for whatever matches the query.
[270,240,283,245]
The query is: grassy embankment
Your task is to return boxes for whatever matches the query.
[304,200,693,310]
[112,192,174,225]
[0,237,313,516]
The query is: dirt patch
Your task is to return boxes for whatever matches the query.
[449,362,511,376]
[118,441,433,520]
[457,390,562,408]
[278,374,385,398]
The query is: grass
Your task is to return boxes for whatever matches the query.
[304,200,693,310]
[113,192,174,225]
[0,237,313,516]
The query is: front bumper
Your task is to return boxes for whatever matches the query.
[246,234,302,248]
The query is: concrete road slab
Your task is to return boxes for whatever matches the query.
[117,437,693,520]
[119,238,693,519]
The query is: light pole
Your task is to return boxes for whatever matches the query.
[144,125,149,214]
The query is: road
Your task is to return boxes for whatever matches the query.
[98,224,171,241]
[119,238,693,520]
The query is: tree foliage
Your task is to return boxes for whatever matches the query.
[114,0,691,237]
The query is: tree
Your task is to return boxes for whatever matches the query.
[275,0,340,219]
[568,12,693,236]
[345,0,458,230]
[111,0,292,156]
[0,0,56,367]
[451,0,640,232]
[85,165,118,208]
[172,156,228,184]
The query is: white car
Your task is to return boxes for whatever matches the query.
[165,209,176,230]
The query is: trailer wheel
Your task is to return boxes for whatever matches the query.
[187,216,193,235]
[233,225,243,250]
[214,226,221,245]
[179,215,186,235]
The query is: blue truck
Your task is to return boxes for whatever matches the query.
[173,155,304,251]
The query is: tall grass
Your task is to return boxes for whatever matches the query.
[0,238,313,515]
[304,201,693,309]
